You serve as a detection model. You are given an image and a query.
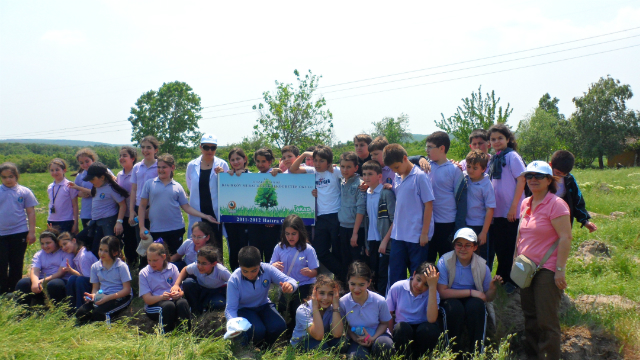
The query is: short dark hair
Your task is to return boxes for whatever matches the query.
[550,150,575,174]
[339,151,358,167]
[426,131,451,153]
[383,144,407,166]
[254,148,274,162]
[281,145,300,157]
[468,129,489,143]
[362,160,382,174]
[197,245,219,264]
[238,246,261,268]
[313,145,333,163]
[415,261,436,276]
[354,134,373,145]
[466,149,490,169]
[368,136,389,153]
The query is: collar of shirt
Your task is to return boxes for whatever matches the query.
[342,174,360,186]
[346,290,375,309]
[523,191,555,216]
[241,266,265,282]
[0,184,18,192]
[53,178,69,186]
[368,183,383,195]
[153,177,177,186]
[96,258,125,272]
[396,164,421,182]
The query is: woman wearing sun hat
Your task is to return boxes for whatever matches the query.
[185,134,229,259]
[516,161,572,360]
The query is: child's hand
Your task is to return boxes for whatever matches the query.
[378,241,388,255]
[31,280,43,294]
[272,261,284,271]
[424,265,439,288]
[311,189,317,197]
[227,170,235,176]
[311,287,319,310]
[365,249,369,257]
[171,289,183,299]
[419,233,429,247]
[214,166,225,174]
[584,222,597,233]
[270,168,282,177]
[170,284,181,294]
[490,275,503,290]
[350,233,359,247]
[383,183,392,190]
[478,232,487,246]
[358,183,369,192]
[95,294,109,306]
[332,284,340,307]
[62,259,72,273]
[114,222,123,236]
[139,227,148,240]
[280,281,294,294]
[300,267,314,277]
[71,222,79,234]
[128,211,137,226]
[451,160,463,171]
[356,328,373,347]
[471,289,487,302]
[419,158,430,173]
[27,232,36,245]
[162,292,173,300]
[83,292,94,302]
[507,207,517,222]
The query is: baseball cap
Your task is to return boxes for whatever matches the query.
[83,162,109,182]
[223,317,251,340]
[200,134,218,145]
[520,160,553,177]
[452,227,478,243]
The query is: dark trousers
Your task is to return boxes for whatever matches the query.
[490,217,518,285]
[237,303,287,346]
[121,216,138,266]
[520,269,562,360]
[442,297,486,352]
[182,279,226,314]
[81,218,91,230]
[66,275,92,308]
[225,223,250,271]
[346,332,395,360]
[76,295,132,323]
[367,240,390,296]
[468,225,494,270]
[0,232,28,294]
[297,336,345,351]
[146,299,191,332]
[201,216,224,263]
[339,226,366,265]
[15,277,67,305]
[278,283,313,324]
[248,224,280,263]
[427,222,455,263]
[47,220,74,234]
[139,227,185,269]
[389,239,429,288]
[393,321,441,358]
[313,213,343,281]
[77,215,117,258]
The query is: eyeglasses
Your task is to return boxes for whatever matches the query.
[454,242,475,249]
[193,235,208,240]
[202,145,217,151]
[425,145,437,151]
[524,173,548,180]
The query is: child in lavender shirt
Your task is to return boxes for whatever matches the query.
[170,221,216,272]
[46,158,78,234]
[58,232,98,309]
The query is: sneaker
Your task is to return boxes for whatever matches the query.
[503,282,517,294]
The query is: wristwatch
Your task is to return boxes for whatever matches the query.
[116,219,123,224]
[556,266,564,272]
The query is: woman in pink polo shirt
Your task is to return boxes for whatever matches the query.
[516,161,572,360]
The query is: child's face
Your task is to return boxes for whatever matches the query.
[192,227,209,250]
[196,256,216,275]
[49,164,66,182]
[281,151,296,169]
[490,132,508,152]
[40,237,58,254]
[453,239,477,262]
[255,155,272,173]
[147,252,166,271]
[348,276,371,299]
[370,150,384,166]
[552,168,567,177]
[389,158,411,176]
[315,284,335,309]
[240,265,260,281]
[313,156,330,172]
[140,141,158,160]
[362,169,382,189]
[469,137,490,153]
[426,142,446,162]
[410,272,429,296]
[0,170,17,187]
[284,226,300,247]
[119,150,135,169]
[339,160,358,179]
[305,155,314,167]
[60,238,78,254]
[229,152,247,171]
[157,161,174,179]
[466,162,486,181]
[354,141,369,159]
[89,175,106,188]
[98,243,114,262]
[77,156,94,171]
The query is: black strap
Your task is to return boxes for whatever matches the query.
[51,183,63,205]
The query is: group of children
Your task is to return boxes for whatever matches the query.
[0,126,597,358]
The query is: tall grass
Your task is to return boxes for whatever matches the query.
[220,206,314,219]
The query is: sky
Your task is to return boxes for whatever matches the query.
[1,0,639,146]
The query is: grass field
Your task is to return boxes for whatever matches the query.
[4,168,640,359]
[220,206,315,219]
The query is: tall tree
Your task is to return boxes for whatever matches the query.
[435,86,513,159]
[128,81,203,157]
[538,93,565,120]
[371,113,411,144]
[253,70,333,150]
[571,76,636,169]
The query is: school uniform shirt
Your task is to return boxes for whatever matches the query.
[429,161,463,223]
[185,262,231,289]
[0,184,38,236]
[47,178,77,222]
[75,169,114,220]
[32,249,74,280]
[90,258,132,295]
[139,263,180,308]
[391,165,436,242]
[386,279,440,325]
[339,290,392,337]
[366,184,383,241]
[225,262,298,320]
[269,244,319,286]
[91,183,125,220]
[465,173,496,226]
[291,300,335,346]
[491,151,526,219]
[176,239,199,266]
[68,247,98,277]
[130,161,158,207]
[185,156,229,237]
[437,257,491,292]
[306,166,342,216]
[382,166,395,186]
[140,177,188,233]
[460,156,492,173]
[116,169,133,218]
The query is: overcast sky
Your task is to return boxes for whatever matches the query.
[1,0,639,146]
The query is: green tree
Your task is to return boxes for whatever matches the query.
[253,70,333,150]
[128,81,203,157]
[254,179,278,209]
[435,86,513,159]
[538,93,565,120]
[517,107,570,162]
[571,76,637,169]
[371,113,411,144]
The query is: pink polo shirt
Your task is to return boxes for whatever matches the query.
[517,192,569,272]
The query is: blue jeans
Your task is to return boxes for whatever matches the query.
[237,303,287,346]
[389,239,429,287]
[182,279,226,314]
[66,275,92,309]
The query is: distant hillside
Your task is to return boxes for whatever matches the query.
[0,139,128,147]
[408,134,428,142]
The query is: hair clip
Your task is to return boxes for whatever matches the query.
[154,238,164,244]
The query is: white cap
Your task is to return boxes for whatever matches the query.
[452,227,478,243]
[200,133,218,145]
[223,317,251,340]
[520,160,553,177]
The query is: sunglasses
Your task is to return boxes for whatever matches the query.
[524,173,548,180]
[202,145,217,151]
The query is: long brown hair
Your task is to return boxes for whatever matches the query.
[100,236,125,261]
[279,214,309,251]
[73,148,98,176]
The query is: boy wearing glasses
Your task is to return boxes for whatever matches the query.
[436,228,503,353]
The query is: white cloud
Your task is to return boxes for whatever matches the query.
[41,30,86,45]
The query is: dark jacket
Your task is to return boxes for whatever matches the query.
[562,173,591,227]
